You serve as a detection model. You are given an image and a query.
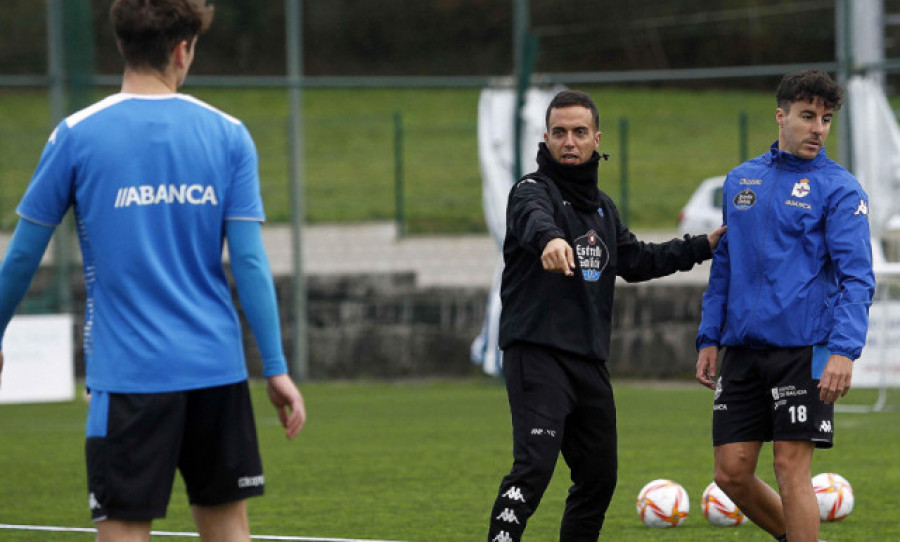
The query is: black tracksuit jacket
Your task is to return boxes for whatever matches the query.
[499,147,713,362]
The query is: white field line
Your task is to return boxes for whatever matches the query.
[0,524,411,542]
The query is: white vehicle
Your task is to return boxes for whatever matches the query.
[678,175,725,235]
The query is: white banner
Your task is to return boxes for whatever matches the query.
[848,75,900,241]
[471,85,565,376]
[0,314,74,404]
[854,301,900,388]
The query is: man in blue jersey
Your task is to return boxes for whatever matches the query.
[0,1,306,540]
[696,70,875,542]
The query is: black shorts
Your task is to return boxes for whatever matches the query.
[712,346,834,449]
[85,381,264,522]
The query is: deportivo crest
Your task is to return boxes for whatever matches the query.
[791,180,811,198]
[574,229,609,282]
[733,188,757,210]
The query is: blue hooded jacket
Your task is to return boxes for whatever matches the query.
[697,142,875,364]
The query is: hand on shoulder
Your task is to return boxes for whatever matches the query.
[707,225,727,251]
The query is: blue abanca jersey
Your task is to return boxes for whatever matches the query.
[697,142,876,365]
[18,93,266,393]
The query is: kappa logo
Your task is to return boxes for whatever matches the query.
[819,420,833,433]
[502,486,526,503]
[88,492,101,510]
[492,531,514,542]
[854,199,869,216]
[496,508,521,524]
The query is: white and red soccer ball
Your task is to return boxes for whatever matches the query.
[701,481,746,527]
[812,472,854,522]
[636,479,690,528]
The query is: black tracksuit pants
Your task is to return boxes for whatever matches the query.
[488,344,618,542]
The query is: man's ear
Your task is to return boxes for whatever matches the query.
[173,40,189,68]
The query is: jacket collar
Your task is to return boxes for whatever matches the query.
[535,142,604,211]
[763,140,827,172]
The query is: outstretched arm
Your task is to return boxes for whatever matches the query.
[541,237,575,276]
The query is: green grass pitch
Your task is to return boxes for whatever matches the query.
[0,86,789,234]
[0,380,898,541]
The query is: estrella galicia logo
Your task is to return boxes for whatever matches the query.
[573,230,609,282]
[733,188,757,210]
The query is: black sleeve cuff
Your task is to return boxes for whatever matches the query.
[686,234,713,263]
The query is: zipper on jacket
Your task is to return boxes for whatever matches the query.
[747,156,783,341]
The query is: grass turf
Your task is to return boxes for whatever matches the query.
[0,380,897,541]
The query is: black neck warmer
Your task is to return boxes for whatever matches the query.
[535,142,604,211]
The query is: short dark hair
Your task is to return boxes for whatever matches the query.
[546,90,600,131]
[111,0,214,72]
[776,69,844,112]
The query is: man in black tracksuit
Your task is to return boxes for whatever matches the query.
[487,90,725,542]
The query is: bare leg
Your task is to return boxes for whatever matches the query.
[192,500,251,542]
[773,440,818,542]
[714,442,786,537]
[95,520,152,542]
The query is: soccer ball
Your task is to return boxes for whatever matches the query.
[812,472,854,522]
[636,479,689,527]
[701,482,746,527]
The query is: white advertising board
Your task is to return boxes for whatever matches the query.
[0,314,74,404]
[853,301,900,388]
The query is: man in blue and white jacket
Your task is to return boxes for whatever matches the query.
[696,70,875,542]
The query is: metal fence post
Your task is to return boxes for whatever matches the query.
[47,0,72,314]
[394,110,406,237]
[618,117,629,225]
[739,110,748,163]
[285,0,308,380]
